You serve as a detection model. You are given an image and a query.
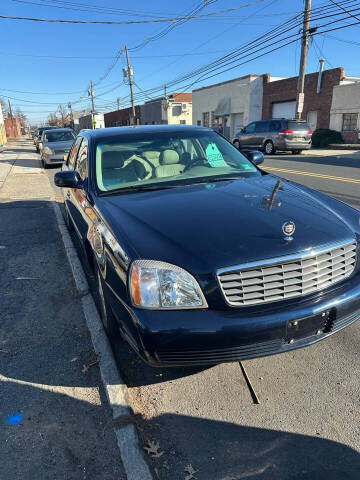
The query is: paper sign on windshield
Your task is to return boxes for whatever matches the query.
[205,143,229,167]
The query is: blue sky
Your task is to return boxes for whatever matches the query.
[1,0,359,124]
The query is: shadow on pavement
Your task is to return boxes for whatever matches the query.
[272,151,360,169]
[0,199,126,480]
[135,413,360,480]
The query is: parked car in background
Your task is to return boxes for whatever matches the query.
[54,125,360,367]
[34,125,59,151]
[40,128,75,168]
[232,119,312,155]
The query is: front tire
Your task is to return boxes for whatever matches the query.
[264,140,275,155]
[94,262,119,338]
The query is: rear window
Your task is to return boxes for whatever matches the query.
[45,131,75,142]
[287,121,311,131]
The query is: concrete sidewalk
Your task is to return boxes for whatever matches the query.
[303,148,360,158]
[0,141,126,479]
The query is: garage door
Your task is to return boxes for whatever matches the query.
[272,101,296,119]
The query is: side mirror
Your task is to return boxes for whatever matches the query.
[242,150,264,166]
[54,170,83,189]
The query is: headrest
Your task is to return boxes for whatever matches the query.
[160,149,179,165]
[102,151,125,169]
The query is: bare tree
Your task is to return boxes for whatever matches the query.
[15,108,28,127]
[47,112,61,127]
[0,97,8,117]
[58,105,69,127]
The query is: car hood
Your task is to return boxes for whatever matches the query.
[44,140,73,149]
[97,175,357,274]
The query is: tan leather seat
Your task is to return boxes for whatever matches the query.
[155,149,184,178]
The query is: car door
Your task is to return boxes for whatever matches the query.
[69,138,90,241]
[240,122,256,147]
[255,121,270,148]
[62,136,83,228]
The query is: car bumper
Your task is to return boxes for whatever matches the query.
[277,138,311,151]
[124,274,360,366]
[43,153,67,165]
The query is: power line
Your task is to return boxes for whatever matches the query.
[328,0,360,20]
[0,2,268,24]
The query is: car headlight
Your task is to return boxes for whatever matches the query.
[44,147,54,154]
[129,260,207,309]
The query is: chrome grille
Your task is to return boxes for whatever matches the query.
[218,241,357,306]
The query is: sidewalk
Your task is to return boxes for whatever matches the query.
[303,148,360,158]
[0,141,126,479]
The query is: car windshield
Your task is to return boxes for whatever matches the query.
[95,130,261,192]
[44,131,75,142]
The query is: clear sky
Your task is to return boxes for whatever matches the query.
[1,0,359,124]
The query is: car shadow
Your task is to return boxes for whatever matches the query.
[134,412,360,479]
[271,150,360,169]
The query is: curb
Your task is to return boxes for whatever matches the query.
[52,202,153,480]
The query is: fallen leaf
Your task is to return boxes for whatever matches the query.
[144,440,164,458]
[184,464,198,480]
[81,360,98,374]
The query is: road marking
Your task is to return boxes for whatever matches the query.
[265,166,360,184]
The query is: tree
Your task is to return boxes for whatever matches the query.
[0,97,8,117]
[47,112,61,127]
[15,108,28,127]
[58,105,69,127]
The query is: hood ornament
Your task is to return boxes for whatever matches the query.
[282,221,295,241]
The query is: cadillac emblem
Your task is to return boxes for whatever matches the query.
[282,221,295,240]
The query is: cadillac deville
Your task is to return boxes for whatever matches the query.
[55,125,360,366]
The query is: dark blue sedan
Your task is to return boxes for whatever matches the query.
[55,125,360,366]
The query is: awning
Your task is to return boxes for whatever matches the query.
[213,97,231,117]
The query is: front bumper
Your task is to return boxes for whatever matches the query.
[127,273,360,366]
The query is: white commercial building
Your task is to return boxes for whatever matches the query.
[192,74,265,139]
[330,80,360,143]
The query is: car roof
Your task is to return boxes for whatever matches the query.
[79,124,212,141]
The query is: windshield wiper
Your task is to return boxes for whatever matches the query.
[187,177,244,185]
[101,184,178,195]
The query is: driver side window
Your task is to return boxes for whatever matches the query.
[244,123,256,134]
[67,136,83,169]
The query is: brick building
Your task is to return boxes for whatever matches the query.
[262,68,345,131]
[104,105,141,127]
[4,117,21,138]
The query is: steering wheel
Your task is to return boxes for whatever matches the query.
[183,157,211,172]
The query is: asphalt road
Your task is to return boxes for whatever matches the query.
[46,151,360,480]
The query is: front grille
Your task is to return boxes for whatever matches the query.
[218,240,357,306]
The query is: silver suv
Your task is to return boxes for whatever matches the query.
[232,119,312,155]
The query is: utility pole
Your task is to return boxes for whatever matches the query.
[89,80,95,129]
[68,102,74,130]
[8,99,13,118]
[125,45,136,125]
[164,85,167,99]
[117,97,120,111]
[295,0,312,120]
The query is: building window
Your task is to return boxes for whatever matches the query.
[197,120,201,126]
[180,120,186,124]
[203,112,210,127]
[342,113,358,131]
